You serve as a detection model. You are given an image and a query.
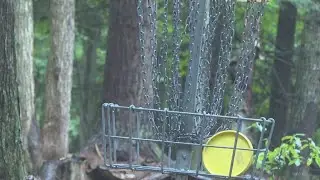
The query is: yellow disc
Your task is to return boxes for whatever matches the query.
[202,130,253,177]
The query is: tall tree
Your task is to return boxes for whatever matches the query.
[14,0,40,173]
[103,1,153,111]
[80,29,100,147]
[0,0,27,179]
[288,2,320,178]
[103,0,155,158]
[76,0,104,147]
[41,0,75,160]
[269,1,297,147]
[289,5,320,139]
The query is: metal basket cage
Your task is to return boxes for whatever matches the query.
[101,103,275,179]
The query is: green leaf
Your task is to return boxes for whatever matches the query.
[281,136,292,142]
[301,144,308,150]
[307,158,313,166]
[295,133,306,137]
[294,159,301,166]
[295,137,302,147]
[315,158,320,167]
[288,160,295,166]
[256,122,263,132]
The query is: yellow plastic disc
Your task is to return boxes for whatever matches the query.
[202,130,254,177]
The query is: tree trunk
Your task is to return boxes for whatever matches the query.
[75,0,104,148]
[42,0,75,160]
[102,0,158,161]
[103,0,153,113]
[269,1,297,148]
[0,0,27,179]
[288,4,320,180]
[14,0,40,173]
[289,6,320,140]
[80,29,101,147]
[103,0,153,136]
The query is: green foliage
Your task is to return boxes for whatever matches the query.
[74,32,85,61]
[247,122,267,133]
[313,129,320,146]
[256,134,320,177]
[290,0,319,12]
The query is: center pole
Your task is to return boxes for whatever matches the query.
[176,0,210,179]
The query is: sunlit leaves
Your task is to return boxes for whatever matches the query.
[256,133,320,177]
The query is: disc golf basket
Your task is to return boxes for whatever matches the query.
[101,0,274,179]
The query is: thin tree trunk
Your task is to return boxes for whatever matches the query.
[269,1,297,148]
[80,29,101,147]
[14,0,39,173]
[41,0,75,160]
[0,0,27,179]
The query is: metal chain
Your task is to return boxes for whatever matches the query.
[182,0,197,113]
[150,1,160,110]
[194,0,211,136]
[202,0,223,134]
[137,0,161,137]
[204,0,221,112]
[167,0,183,139]
[204,0,236,136]
[137,0,265,139]
[159,0,169,108]
[149,0,163,137]
[210,0,235,115]
[158,0,172,140]
[169,0,182,112]
[165,0,197,140]
[184,0,200,140]
[137,0,147,107]
[195,0,225,137]
[223,2,265,130]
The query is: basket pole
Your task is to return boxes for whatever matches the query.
[176,0,209,179]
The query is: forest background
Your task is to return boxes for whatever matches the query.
[1,0,320,179]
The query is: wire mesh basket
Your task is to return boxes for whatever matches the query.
[101,103,275,179]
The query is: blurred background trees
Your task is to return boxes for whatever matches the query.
[1,0,320,179]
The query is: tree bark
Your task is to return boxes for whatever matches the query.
[0,0,27,179]
[103,0,153,111]
[102,0,159,162]
[14,0,40,173]
[288,4,320,180]
[75,0,105,148]
[289,6,320,139]
[103,0,153,135]
[42,0,75,160]
[269,1,297,148]
[80,29,101,147]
